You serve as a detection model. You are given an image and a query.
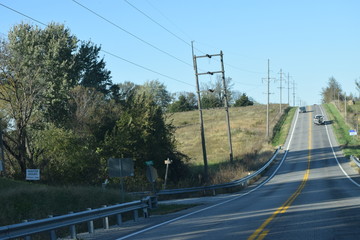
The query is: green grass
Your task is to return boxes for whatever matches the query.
[0,178,126,226]
[323,103,360,158]
[271,107,296,147]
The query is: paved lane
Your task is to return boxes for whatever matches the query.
[80,105,360,240]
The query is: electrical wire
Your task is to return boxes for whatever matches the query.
[0,2,195,89]
[0,3,47,26]
[71,0,193,68]
[124,0,190,47]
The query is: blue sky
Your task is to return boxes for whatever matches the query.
[0,0,358,105]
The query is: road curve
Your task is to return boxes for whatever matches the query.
[81,105,360,240]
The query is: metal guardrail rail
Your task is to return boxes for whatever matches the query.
[158,147,281,196]
[350,155,360,168]
[0,148,280,240]
[0,197,156,240]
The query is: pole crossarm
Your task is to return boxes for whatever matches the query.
[197,70,223,76]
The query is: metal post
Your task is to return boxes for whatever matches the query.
[86,208,94,233]
[48,216,56,240]
[220,51,233,162]
[102,205,109,229]
[68,212,76,239]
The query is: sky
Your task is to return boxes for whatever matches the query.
[0,0,359,105]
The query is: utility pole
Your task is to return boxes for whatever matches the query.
[292,79,296,107]
[345,93,347,122]
[192,41,208,182]
[262,59,274,139]
[287,73,290,106]
[220,51,234,163]
[278,69,284,113]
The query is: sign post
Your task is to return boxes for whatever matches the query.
[163,158,172,190]
[108,158,134,202]
[145,161,158,194]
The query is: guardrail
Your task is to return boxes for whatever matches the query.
[0,196,157,240]
[158,147,281,196]
[350,155,360,168]
[0,148,280,239]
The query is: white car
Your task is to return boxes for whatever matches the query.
[313,115,324,125]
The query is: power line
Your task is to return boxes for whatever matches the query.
[0,3,47,26]
[71,0,193,68]
[101,49,194,87]
[0,2,195,89]
[124,0,190,47]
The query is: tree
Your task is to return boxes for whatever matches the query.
[138,80,172,109]
[355,78,360,100]
[234,93,254,107]
[321,77,342,103]
[168,92,197,112]
[0,23,78,177]
[101,92,188,185]
[200,75,234,109]
[74,41,112,95]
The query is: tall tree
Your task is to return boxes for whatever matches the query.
[234,93,254,107]
[74,41,112,95]
[0,23,77,177]
[138,80,172,109]
[321,77,342,103]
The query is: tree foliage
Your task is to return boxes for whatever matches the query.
[321,77,342,103]
[0,23,187,186]
[234,93,254,107]
[168,92,197,112]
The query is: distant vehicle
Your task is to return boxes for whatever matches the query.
[299,107,306,113]
[313,115,324,125]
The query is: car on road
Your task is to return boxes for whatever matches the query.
[299,106,306,113]
[313,114,324,125]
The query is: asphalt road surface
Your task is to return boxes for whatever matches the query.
[79,104,360,240]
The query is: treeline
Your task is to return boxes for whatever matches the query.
[0,23,255,187]
[0,23,191,186]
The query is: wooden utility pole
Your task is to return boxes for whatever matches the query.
[292,79,296,106]
[278,69,284,113]
[263,59,273,138]
[192,41,208,182]
[192,49,234,165]
[220,51,233,163]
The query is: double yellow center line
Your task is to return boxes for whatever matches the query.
[248,109,312,240]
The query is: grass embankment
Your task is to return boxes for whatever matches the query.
[323,103,360,158]
[169,104,293,185]
[1,104,294,227]
[0,178,193,227]
[271,107,296,147]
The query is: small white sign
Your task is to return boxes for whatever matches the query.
[349,130,358,136]
[26,169,40,180]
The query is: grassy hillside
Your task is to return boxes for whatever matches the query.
[0,104,295,227]
[169,104,286,166]
[323,103,360,158]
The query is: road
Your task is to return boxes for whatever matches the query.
[80,104,360,240]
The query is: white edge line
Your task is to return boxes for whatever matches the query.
[116,152,289,240]
[320,105,360,187]
[116,107,300,240]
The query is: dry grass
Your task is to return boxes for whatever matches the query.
[168,104,284,167]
